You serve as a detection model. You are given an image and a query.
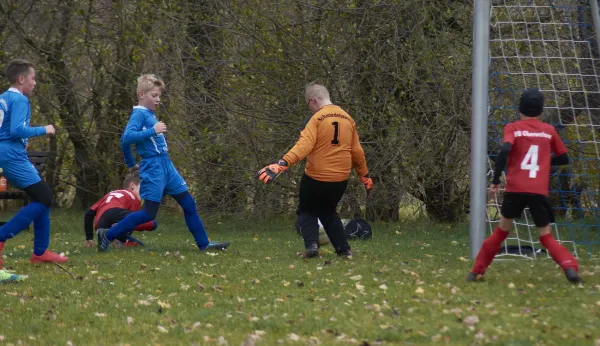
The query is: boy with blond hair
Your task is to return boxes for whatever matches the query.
[97,74,229,252]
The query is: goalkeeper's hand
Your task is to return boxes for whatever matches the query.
[257,159,289,184]
[360,175,373,194]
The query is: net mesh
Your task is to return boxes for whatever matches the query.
[488,0,600,258]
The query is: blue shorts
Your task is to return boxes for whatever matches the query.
[0,142,41,189]
[139,154,188,202]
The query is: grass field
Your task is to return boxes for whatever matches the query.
[0,210,599,345]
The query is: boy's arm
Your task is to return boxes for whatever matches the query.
[9,100,46,139]
[351,123,368,177]
[492,143,512,184]
[493,124,515,184]
[120,112,154,168]
[121,112,156,146]
[121,137,137,169]
[282,117,318,166]
[84,209,97,241]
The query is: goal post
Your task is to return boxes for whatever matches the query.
[470,0,492,259]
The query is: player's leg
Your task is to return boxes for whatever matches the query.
[467,193,523,281]
[530,195,582,283]
[24,181,68,264]
[0,160,46,245]
[98,202,160,252]
[0,159,62,268]
[97,209,150,247]
[317,180,351,256]
[296,174,320,257]
[165,163,229,250]
[99,161,163,251]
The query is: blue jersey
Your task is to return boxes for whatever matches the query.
[0,88,46,149]
[121,106,169,168]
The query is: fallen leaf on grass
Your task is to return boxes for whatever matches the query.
[379,284,388,291]
[204,301,214,309]
[158,301,171,309]
[218,336,227,345]
[415,287,425,294]
[127,317,134,325]
[508,283,516,289]
[288,333,301,341]
[157,325,168,333]
[463,315,480,326]
[95,312,106,318]
[213,286,223,293]
[350,275,362,281]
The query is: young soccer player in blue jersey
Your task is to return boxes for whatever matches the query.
[97,74,230,252]
[0,59,68,282]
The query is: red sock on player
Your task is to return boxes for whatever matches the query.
[539,233,578,272]
[472,226,509,275]
[135,220,155,232]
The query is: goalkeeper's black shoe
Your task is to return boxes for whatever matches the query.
[304,243,319,258]
[337,248,353,258]
[201,241,230,251]
[565,268,583,284]
[466,272,484,282]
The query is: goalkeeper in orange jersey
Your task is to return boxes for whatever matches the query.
[257,83,373,258]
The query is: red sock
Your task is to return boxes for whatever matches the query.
[472,227,509,274]
[539,233,578,272]
[135,221,155,232]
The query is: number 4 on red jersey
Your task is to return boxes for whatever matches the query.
[503,119,567,196]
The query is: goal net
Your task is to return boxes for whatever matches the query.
[487,0,600,258]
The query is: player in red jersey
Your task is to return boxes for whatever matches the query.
[83,174,157,248]
[468,89,582,284]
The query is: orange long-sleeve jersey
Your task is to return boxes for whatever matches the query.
[283,105,369,182]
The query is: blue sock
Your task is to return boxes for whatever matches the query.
[33,206,50,256]
[106,210,153,241]
[0,202,46,242]
[175,192,209,249]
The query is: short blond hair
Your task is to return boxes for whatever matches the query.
[137,74,165,95]
[304,82,330,102]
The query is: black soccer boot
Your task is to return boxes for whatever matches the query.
[565,268,583,284]
[466,272,484,282]
[304,242,319,258]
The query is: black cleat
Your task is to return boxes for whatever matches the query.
[202,241,230,251]
[304,243,319,258]
[337,249,353,258]
[565,268,583,284]
[466,272,484,282]
[97,228,111,252]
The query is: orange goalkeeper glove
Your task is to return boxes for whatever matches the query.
[360,175,373,193]
[257,159,289,184]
